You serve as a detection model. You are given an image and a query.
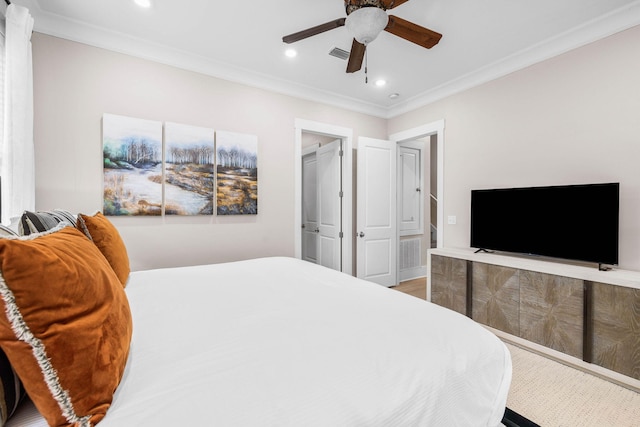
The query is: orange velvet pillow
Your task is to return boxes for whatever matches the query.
[77,212,130,287]
[0,225,132,427]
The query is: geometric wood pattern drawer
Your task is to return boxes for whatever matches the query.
[592,282,640,380]
[472,262,520,336]
[519,271,584,359]
[429,251,640,384]
[431,255,467,316]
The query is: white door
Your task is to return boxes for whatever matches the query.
[301,152,318,263]
[316,140,342,270]
[356,137,397,286]
[398,144,424,236]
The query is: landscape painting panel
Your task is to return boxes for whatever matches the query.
[165,122,215,215]
[216,131,258,215]
[103,114,163,216]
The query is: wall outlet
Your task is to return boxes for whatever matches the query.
[448,215,457,225]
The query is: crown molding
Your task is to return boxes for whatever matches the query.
[386,1,640,118]
[26,0,640,120]
[27,1,389,118]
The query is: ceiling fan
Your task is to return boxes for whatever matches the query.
[282,0,442,74]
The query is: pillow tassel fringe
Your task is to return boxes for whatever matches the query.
[0,275,91,427]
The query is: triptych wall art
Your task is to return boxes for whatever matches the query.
[102,113,258,216]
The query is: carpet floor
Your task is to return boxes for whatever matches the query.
[505,343,640,427]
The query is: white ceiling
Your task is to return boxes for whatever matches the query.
[13,0,640,118]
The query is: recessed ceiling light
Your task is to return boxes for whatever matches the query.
[375,79,386,87]
[389,93,400,99]
[134,0,151,8]
[285,48,297,58]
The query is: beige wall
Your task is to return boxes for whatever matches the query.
[389,25,640,271]
[32,24,640,273]
[32,34,387,271]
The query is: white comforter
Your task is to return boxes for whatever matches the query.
[10,257,511,427]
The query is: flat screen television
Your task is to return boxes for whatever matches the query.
[470,182,619,267]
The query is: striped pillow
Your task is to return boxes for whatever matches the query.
[0,225,17,238]
[0,349,25,426]
[18,210,76,236]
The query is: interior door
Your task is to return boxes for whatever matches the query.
[399,145,423,236]
[356,137,397,286]
[316,139,342,270]
[301,152,318,263]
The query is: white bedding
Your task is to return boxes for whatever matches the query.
[9,257,511,426]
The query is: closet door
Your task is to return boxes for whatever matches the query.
[316,140,342,270]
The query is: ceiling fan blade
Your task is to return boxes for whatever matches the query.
[346,39,366,73]
[282,18,346,44]
[385,15,442,49]
[380,0,411,9]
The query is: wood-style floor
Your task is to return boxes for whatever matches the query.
[391,277,427,300]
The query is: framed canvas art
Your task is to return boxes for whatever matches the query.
[103,114,163,216]
[216,131,258,215]
[164,122,215,215]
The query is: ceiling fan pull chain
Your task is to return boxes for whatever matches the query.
[365,47,368,84]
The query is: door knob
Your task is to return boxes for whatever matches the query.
[358,232,365,238]
[314,229,320,233]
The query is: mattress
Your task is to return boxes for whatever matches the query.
[8,257,511,426]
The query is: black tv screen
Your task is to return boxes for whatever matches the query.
[470,183,619,265]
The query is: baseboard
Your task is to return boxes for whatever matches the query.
[399,265,426,282]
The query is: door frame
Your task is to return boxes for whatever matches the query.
[294,119,353,275]
[389,120,445,251]
[301,146,319,263]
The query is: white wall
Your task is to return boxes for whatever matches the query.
[32,24,640,273]
[389,25,640,271]
[31,34,387,271]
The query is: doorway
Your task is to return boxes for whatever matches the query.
[390,120,444,253]
[355,121,444,287]
[396,135,438,282]
[294,118,444,282]
[294,119,353,275]
[390,120,445,296]
[301,136,343,271]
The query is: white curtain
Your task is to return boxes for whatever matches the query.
[0,4,34,224]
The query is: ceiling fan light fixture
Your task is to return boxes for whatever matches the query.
[345,7,389,45]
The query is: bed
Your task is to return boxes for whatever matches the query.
[1,215,511,427]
